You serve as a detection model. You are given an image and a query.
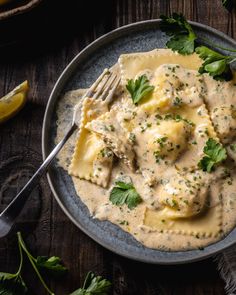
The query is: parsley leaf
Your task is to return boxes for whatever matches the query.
[0,272,27,295]
[222,0,235,11]
[195,46,233,80]
[126,75,154,104]
[17,231,67,295]
[198,138,227,172]
[160,13,197,54]
[110,181,142,209]
[160,13,236,80]
[70,272,111,295]
[35,256,67,277]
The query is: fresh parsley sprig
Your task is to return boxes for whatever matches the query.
[160,13,236,80]
[0,232,67,295]
[160,13,197,55]
[198,138,227,172]
[126,75,154,104]
[70,271,111,295]
[195,46,235,80]
[0,232,112,295]
[0,237,27,294]
[110,181,142,209]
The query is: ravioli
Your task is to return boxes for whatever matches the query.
[86,105,136,171]
[118,49,203,85]
[203,76,236,145]
[69,97,113,187]
[143,204,222,238]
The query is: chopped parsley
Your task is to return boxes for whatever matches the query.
[100,148,113,158]
[198,138,227,172]
[173,96,183,106]
[157,113,195,127]
[155,136,168,148]
[119,220,129,225]
[110,181,142,209]
[153,150,165,163]
[126,75,154,104]
[129,132,136,143]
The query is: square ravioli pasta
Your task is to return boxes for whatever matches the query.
[69,97,114,188]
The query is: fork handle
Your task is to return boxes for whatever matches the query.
[0,124,76,230]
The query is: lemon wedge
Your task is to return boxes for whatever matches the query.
[0,81,29,124]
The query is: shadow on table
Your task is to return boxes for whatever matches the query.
[0,0,114,62]
[108,251,224,295]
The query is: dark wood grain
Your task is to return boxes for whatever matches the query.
[0,0,235,294]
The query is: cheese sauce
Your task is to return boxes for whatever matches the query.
[55,53,236,251]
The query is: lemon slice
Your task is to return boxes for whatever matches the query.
[0,81,29,124]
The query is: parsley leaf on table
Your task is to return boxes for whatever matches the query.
[0,232,27,295]
[0,232,112,295]
[110,181,142,209]
[0,272,27,295]
[160,13,197,54]
[70,271,111,295]
[126,75,154,104]
[17,231,67,295]
[222,0,235,11]
[195,46,233,80]
[198,138,227,172]
[35,256,68,277]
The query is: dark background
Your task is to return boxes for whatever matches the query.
[0,0,235,294]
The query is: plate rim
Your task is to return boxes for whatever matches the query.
[42,19,236,265]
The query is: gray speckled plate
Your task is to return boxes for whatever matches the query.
[42,20,236,264]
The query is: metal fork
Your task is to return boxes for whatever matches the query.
[0,69,120,238]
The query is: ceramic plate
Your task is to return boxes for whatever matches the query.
[42,20,236,264]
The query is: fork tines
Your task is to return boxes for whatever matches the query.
[84,69,120,102]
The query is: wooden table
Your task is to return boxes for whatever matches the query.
[0,0,235,294]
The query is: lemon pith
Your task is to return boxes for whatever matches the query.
[0,81,29,123]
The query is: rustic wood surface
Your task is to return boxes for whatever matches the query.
[0,0,235,294]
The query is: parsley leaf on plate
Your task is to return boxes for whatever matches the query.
[126,75,154,104]
[110,181,142,209]
[195,46,233,80]
[70,271,111,295]
[35,256,67,277]
[198,138,227,172]
[160,13,197,54]
[160,13,236,80]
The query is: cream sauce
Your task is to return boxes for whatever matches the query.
[55,53,236,251]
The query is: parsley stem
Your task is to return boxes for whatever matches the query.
[198,37,236,53]
[83,271,91,289]
[17,232,55,295]
[15,235,24,276]
[228,57,236,64]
